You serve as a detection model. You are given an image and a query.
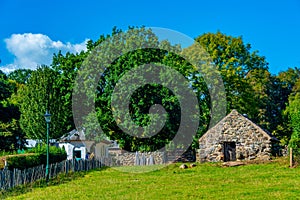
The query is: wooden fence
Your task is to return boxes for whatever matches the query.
[0,158,109,191]
[289,147,300,167]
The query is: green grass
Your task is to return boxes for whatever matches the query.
[3,158,300,200]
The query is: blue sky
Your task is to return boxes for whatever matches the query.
[0,0,299,74]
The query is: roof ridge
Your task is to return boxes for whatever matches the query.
[199,109,277,142]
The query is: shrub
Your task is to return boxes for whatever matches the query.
[6,154,41,170]
[6,145,67,170]
[0,151,18,156]
[289,137,300,165]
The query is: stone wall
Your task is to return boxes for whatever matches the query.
[109,151,166,166]
[166,149,195,163]
[198,110,274,162]
[108,149,196,166]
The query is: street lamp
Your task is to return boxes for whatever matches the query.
[44,110,51,183]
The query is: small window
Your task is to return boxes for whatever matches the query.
[74,150,81,159]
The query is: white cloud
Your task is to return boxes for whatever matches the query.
[0,33,88,73]
[0,64,18,74]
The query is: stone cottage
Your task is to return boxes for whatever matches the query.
[198,110,278,162]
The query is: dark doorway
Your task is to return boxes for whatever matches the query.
[223,142,236,162]
[74,150,82,159]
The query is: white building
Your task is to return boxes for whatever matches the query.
[59,129,112,160]
[25,139,57,148]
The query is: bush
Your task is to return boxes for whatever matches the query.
[6,154,41,170]
[294,153,300,166]
[6,145,67,170]
[289,138,300,165]
[0,151,18,156]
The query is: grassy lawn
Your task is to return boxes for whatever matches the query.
[3,158,300,200]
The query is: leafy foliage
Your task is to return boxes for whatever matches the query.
[195,32,300,145]
[1,28,300,153]
[196,32,268,117]
[275,68,300,144]
[18,66,70,140]
[0,119,25,151]
[74,27,210,151]
[285,78,300,155]
[6,145,67,170]
[8,69,32,84]
[0,70,26,151]
[51,50,89,133]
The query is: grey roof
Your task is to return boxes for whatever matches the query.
[59,129,113,145]
[199,109,278,142]
[60,129,85,142]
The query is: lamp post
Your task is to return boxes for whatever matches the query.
[44,110,51,183]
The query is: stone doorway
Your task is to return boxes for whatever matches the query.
[223,142,236,162]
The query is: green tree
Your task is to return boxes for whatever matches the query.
[245,69,278,130]
[196,32,271,125]
[0,70,12,102]
[274,68,300,144]
[0,70,25,151]
[50,30,113,137]
[74,27,209,151]
[285,78,300,154]
[8,69,32,84]
[19,66,69,140]
[51,51,88,134]
[0,119,24,151]
[195,31,268,119]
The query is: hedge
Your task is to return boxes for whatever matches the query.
[5,146,67,170]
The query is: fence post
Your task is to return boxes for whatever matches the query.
[65,160,68,174]
[10,169,12,188]
[290,147,293,168]
[0,170,2,190]
[0,158,105,192]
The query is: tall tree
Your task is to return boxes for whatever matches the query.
[50,30,112,137]
[195,32,268,122]
[51,51,88,134]
[246,69,277,130]
[19,66,69,140]
[274,68,300,144]
[0,70,25,151]
[74,27,209,151]
[0,70,12,102]
[8,69,32,84]
[285,78,300,152]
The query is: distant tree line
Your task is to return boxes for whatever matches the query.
[1,27,299,152]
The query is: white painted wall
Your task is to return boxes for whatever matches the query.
[59,141,110,160]
[74,146,86,160]
[59,143,74,160]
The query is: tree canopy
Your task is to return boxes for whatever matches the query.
[0,28,299,153]
[285,77,300,153]
[73,27,210,151]
[18,66,72,140]
[0,70,25,151]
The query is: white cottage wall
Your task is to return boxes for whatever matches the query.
[59,143,75,160]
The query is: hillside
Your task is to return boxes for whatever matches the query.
[4,158,300,199]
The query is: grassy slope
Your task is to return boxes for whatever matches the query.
[5,158,300,200]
